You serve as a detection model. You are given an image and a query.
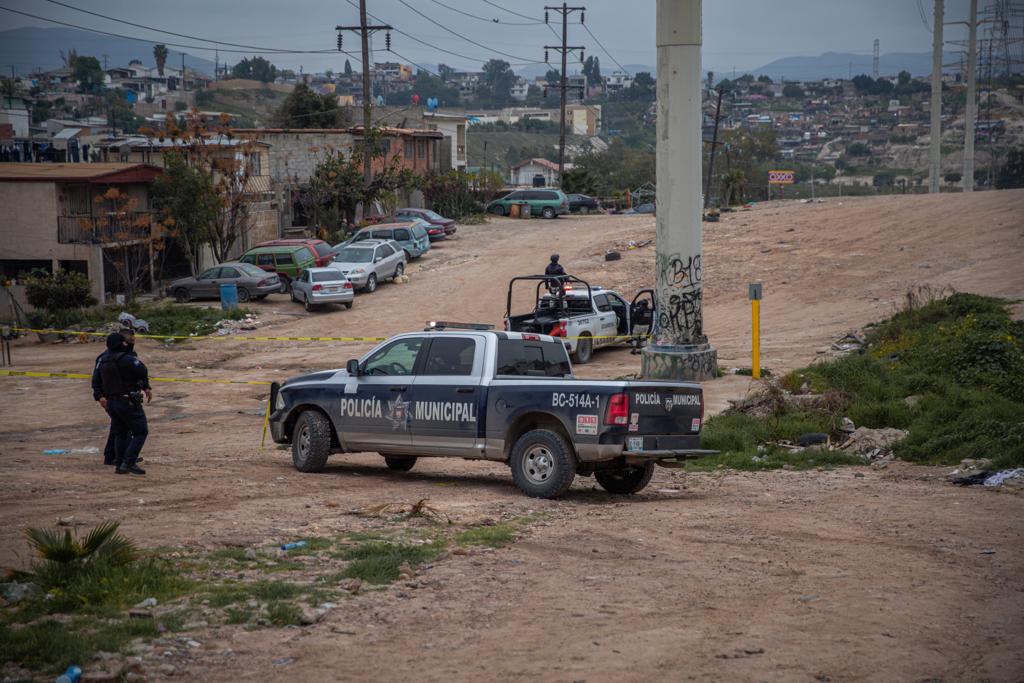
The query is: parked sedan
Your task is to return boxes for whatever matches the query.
[166,262,280,303]
[290,268,354,311]
[566,193,601,214]
[393,207,457,239]
[622,202,656,215]
[328,239,407,293]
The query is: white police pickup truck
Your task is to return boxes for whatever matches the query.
[504,275,655,364]
[268,323,714,498]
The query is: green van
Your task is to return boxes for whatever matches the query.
[240,244,317,293]
[486,188,570,219]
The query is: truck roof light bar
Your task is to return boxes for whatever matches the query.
[425,321,496,331]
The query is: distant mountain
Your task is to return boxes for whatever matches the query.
[1,27,216,75]
[747,51,960,81]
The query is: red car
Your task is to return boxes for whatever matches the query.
[255,239,334,267]
[394,208,457,240]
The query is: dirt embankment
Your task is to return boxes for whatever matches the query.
[1,190,1023,681]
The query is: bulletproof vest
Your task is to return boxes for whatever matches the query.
[99,352,136,396]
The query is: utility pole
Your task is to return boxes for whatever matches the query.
[872,39,880,78]
[642,0,717,381]
[102,54,108,70]
[544,3,586,179]
[703,87,724,209]
[963,0,978,192]
[181,53,187,91]
[337,2,392,183]
[929,0,944,194]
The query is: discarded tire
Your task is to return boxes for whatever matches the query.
[605,251,621,261]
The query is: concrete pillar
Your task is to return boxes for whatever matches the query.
[641,0,717,381]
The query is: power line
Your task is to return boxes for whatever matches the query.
[478,0,543,22]
[38,0,337,54]
[581,21,627,73]
[394,0,538,63]
[0,5,353,58]
[426,0,544,26]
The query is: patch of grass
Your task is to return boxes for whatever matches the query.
[706,292,1024,470]
[0,617,157,673]
[248,580,306,601]
[455,523,519,548]
[208,547,252,563]
[266,602,303,627]
[339,541,446,585]
[224,607,253,625]
[734,367,773,377]
[156,609,192,632]
[282,537,334,556]
[29,302,253,339]
[684,447,866,472]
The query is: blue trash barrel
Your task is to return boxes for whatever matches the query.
[219,282,238,310]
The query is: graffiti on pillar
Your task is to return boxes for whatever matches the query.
[656,252,704,338]
[641,346,718,381]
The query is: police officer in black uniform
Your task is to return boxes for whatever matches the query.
[93,328,140,466]
[544,254,565,278]
[91,332,151,475]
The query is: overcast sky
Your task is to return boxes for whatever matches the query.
[0,0,972,74]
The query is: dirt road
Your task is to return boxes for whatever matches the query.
[1,191,1023,681]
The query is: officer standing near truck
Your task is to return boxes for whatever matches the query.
[92,331,151,475]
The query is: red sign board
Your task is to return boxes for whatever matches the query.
[768,170,795,185]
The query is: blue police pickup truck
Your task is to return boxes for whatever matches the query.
[268,324,714,498]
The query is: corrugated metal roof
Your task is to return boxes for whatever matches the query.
[52,128,82,140]
[0,162,163,182]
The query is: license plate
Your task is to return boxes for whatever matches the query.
[326,286,339,293]
[627,437,643,452]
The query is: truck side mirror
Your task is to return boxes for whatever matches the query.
[346,359,361,376]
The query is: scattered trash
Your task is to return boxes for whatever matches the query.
[280,541,308,551]
[57,516,75,526]
[983,468,1024,487]
[980,549,996,555]
[186,640,202,648]
[604,250,621,261]
[839,417,856,433]
[42,447,99,456]
[838,427,908,460]
[357,499,451,524]
[1,581,40,605]
[214,314,259,336]
[796,433,829,448]
[273,657,295,666]
[118,312,150,334]
[394,274,411,284]
[951,471,992,486]
[829,331,866,356]
[54,664,82,683]
[134,597,158,609]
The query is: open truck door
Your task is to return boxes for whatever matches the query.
[629,289,656,350]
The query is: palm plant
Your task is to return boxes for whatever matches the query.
[720,169,746,207]
[154,44,169,77]
[25,521,137,586]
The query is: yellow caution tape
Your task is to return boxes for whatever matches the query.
[13,327,387,343]
[0,369,271,386]
[12,326,646,343]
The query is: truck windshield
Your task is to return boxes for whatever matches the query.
[496,339,572,377]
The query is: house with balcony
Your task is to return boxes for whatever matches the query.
[0,163,163,302]
[422,112,469,171]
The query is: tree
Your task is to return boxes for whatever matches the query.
[22,268,96,326]
[231,57,278,83]
[720,169,746,206]
[60,48,79,69]
[544,68,561,84]
[152,151,220,275]
[995,146,1024,189]
[89,90,145,133]
[73,56,105,94]
[412,73,460,107]
[560,166,597,194]
[153,44,169,77]
[757,74,773,84]
[478,59,516,106]
[897,70,911,87]
[715,78,734,93]
[344,59,353,77]
[91,187,165,302]
[845,142,871,157]
[273,83,350,128]
[617,71,655,101]
[582,56,601,90]
[782,83,804,98]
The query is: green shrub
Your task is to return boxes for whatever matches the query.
[21,269,96,326]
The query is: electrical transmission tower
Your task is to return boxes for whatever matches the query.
[873,39,880,78]
[337,0,392,183]
[544,3,586,178]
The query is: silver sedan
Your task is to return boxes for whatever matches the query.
[328,239,406,293]
[290,268,355,311]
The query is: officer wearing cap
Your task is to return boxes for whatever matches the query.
[91,331,151,475]
[544,254,565,278]
[93,328,142,467]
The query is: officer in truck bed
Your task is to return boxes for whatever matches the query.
[91,331,151,475]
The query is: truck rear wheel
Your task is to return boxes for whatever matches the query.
[572,334,593,364]
[292,410,331,473]
[510,429,577,499]
[383,455,417,471]
[595,461,655,495]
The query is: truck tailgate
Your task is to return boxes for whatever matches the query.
[625,383,703,445]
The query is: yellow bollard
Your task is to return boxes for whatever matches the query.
[748,283,763,379]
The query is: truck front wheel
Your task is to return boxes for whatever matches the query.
[292,410,331,473]
[510,429,577,498]
[595,461,655,495]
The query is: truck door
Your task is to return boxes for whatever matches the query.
[629,289,655,340]
[342,336,426,452]
[592,294,618,347]
[407,336,484,455]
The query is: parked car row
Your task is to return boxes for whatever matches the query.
[165,208,459,311]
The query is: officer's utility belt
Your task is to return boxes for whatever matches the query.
[110,391,144,404]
